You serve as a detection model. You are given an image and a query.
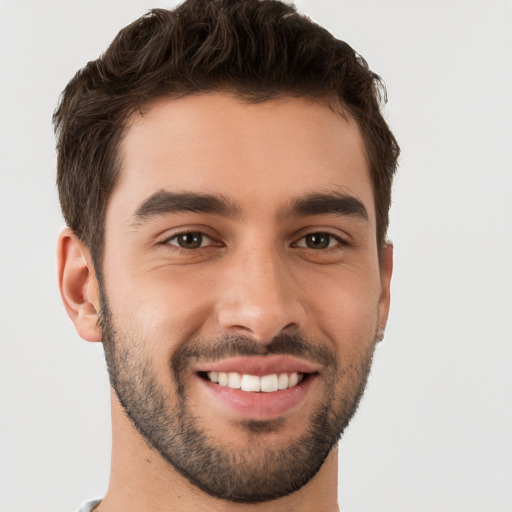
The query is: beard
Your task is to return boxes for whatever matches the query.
[99,302,376,504]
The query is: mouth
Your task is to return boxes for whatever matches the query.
[194,356,319,420]
[199,370,306,392]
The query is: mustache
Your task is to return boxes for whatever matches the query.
[171,331,336,376]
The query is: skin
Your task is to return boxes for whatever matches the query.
[58,93,393,512]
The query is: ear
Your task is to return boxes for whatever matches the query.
[377,242,393,340]
[57,228,102,342]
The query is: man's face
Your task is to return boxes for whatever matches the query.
[99,93,391,502]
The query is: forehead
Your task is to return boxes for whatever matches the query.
[113,92,374,224]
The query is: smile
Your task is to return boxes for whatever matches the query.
[194,356,319,420]
[205,371,304,392]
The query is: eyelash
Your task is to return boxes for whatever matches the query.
[293,231,347,250]
[164,231,217,250]
[162,230,348,251]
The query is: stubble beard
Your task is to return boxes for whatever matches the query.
[99,303,376,503]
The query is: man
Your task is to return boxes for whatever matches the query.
[54,0,399,510]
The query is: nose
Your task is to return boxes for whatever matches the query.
[215,245,306,343]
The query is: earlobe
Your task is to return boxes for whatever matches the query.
[377,242,393,340]
[57,228,102,342]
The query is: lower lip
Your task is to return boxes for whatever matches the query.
[198,374,316,420]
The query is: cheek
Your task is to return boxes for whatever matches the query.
[303,264,381,353]
[105,265,218,351]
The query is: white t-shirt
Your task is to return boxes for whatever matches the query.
[77,499,101,512]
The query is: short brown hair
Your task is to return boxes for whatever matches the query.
[53,0,399,272]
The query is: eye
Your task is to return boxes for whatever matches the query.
[167,232,212,249]
[295,232,343,250]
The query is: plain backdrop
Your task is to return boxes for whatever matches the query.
[1,1,511,511]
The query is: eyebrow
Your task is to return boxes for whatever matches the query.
[132,189,368,224]
[133,190,241,221]
[279,192,369,222]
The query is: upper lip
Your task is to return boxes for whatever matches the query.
[194,355,321,376]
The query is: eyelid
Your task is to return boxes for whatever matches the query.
[155,222,219,240]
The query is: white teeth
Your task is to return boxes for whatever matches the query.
[260,374,278,392]
[218,372,228,386]
[289,372,299,387]
[241,374,261,392]
[206,371,303,392]
[227,372,241,389]
[278,373,289,390]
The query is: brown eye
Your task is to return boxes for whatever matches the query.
[305,233,332,249]
[304,233,331,249]
[169,232,208,249]
[295,232,342,250]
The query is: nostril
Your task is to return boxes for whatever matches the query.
[216,289,306,343]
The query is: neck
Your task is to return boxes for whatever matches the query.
[97,392,340,512]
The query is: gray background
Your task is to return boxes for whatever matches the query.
[1,1,511,511]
